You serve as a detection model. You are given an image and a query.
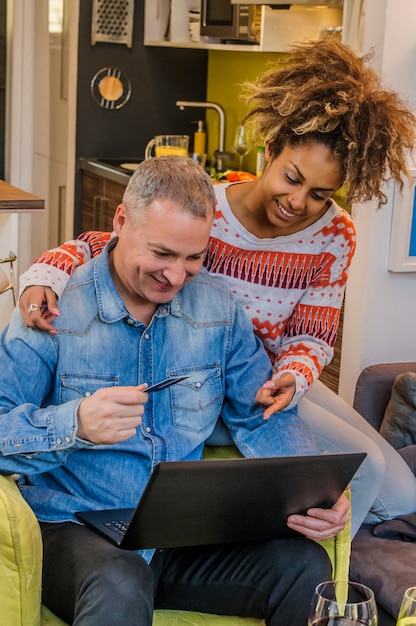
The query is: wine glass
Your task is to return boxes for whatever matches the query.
[308,580,378,626]
[231,124,251,170]
[396,587,416,625]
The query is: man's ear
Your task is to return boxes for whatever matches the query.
[113,203,127,235]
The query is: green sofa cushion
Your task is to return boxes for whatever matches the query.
[40,605,264,625]
[0,474,42,626]
[41,605,68,625]
[153,611,264,625]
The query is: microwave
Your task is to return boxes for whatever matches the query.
[200,0,261,44]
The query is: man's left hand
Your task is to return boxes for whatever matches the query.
[286,492,350,540]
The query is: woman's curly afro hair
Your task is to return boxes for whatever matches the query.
[242,39,416,207]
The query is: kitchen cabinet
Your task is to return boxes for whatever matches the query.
[144,0,343,52]
[47,159,68,248]
[81,171,126,233]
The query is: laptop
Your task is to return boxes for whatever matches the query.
[76,452,366,550]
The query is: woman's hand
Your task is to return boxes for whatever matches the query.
[286,492,351,540]
[19,286,60,333]
[255,373,296,418]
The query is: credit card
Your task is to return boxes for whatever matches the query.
[145,375,190,393]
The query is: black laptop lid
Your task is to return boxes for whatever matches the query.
[76,452,365,550]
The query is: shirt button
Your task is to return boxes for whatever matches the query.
[65,436,71,443]
[145,427,151,433]
[144,333,150,340]
[127,318,134,325]
[161,308,167,315]
[56,437,62,445]
[85,391,92,397]
[195,382,201,389]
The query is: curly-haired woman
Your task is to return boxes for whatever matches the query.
[19,39,416,537]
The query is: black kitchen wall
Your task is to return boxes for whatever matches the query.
[74,0,208,231]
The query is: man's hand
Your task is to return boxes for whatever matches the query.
[286,492,350,540]
[20,286,60,333]
[255,373,296,419]
[77,385,149,444]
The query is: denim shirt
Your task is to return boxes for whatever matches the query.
[0,241,316,532]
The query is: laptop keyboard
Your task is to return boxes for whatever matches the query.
[104,520,130,536]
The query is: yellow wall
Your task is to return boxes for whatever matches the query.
[206,50,286,173]
[206,49,347,208]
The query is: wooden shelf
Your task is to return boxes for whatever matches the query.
[0,180,44,213]
[144,1,343,54]
[144,39,261,52]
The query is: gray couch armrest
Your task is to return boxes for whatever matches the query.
[353,363,416,430]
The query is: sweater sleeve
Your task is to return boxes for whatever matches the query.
[272,213,356,408]
[19,231,112,300]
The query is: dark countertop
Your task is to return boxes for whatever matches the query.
[79,157,143,186]
[79,157,251,190]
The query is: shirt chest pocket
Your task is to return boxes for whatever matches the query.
[59,373,119,403]
[170,365,223,432]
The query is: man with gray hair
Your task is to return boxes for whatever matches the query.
[0,157,346,625]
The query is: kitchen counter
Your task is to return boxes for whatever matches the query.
[79,157,142,186]
[79,157,244,184]
[0,180,44,213]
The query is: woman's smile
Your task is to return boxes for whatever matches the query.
[276,199,298,220]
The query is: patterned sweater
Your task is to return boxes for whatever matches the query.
[20,182,356,408]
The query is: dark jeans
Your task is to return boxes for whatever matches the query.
[40,521,331,626]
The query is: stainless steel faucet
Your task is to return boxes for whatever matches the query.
[176,100,225,153]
